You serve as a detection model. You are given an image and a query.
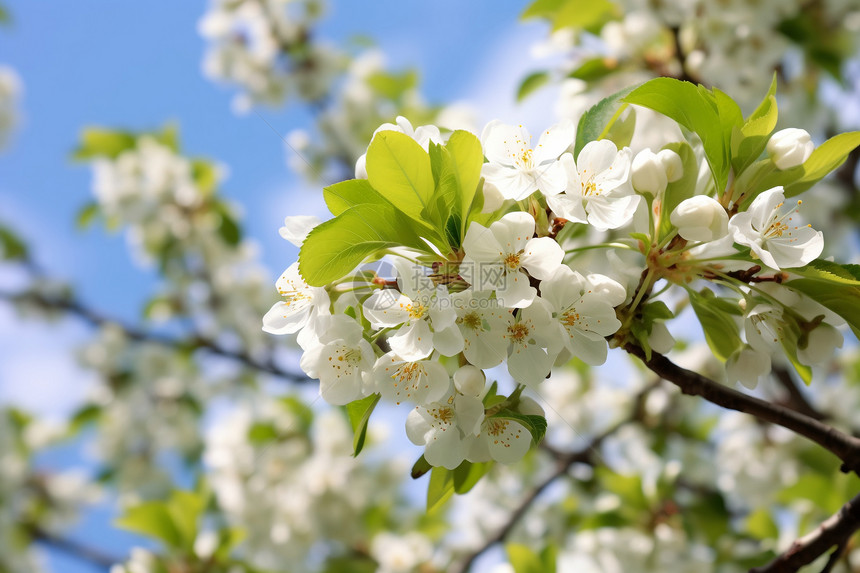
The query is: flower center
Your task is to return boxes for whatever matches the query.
[561,308,581,329]
[517,148,534,169]
[460,312,482,330]
[393,362,422,383]
[503,252,522,271]
[507,322,530,343]
[429,406,454,425]
[337,347,362,365]
[406,303,428,320]
[582,179,598,197]
[762,200,808,242]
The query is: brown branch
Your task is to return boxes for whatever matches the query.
[623,344,860,475]
[1,290,312,384]
[27,524,118,570]
[452,382,656,573]
[750,491,860,572]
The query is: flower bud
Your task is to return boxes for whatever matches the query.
[631,150,668,194]
[453,365,485,397]
[669,195,728,242]
[766,128,814,170]
[657,149,683,182]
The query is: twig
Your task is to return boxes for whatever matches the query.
[1,290,311,384]
[27,524,118,571]
[749,491,860,572]
[452,382,656,573]
[624,344,860,475]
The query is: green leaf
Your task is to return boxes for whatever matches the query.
[75,202,100,230]
[640,300,674,321]
[791,259,860,285]
[491,410,547,445]
[411,455,433,479]
[366,131,435,222]
[323,179,393,216]
[427,466,455,513]
[115,502,183,548]
[247,422,279,444]
[602,106,636,150]
[552,0,616,32]
[0,224,28,260]
[0,4,11,25]
[656,141,697,239]
[625,78,729,193]
[569,57,616,82]
[688,288,743,361]
[279,396,314,434]
[751,131,860,200]
[69,404,101,432]
[165,491,206,550]
[446,130,484,230]
[298,203,427,287]
[346,393,380,457]
[507,543,544,573]
[521,0,564,20]
[213,202,241,246]
[786,278,860,341]
[732,75,778,175]
[366,70,418,101]
[574,84,638,159]
[517,71,551,102]
[191,160,219,195]
[72,128,136,160]
[452,460,494,494]
[746,508,779,540]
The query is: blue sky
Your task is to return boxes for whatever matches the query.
[0,1,556,570]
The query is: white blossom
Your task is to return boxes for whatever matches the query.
[729,187,823,269]
[480,120,575,200]
[547,140,638,231]
[461,212,564,308]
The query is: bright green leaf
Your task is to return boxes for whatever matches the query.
[427,466,455,513]
[72,128,136,161]
[507,543,544,573]
[689,288,743,361]
[452,460,494,494]
[323,179,393,216]
[75,202,100,230]
[298,203,427,287]
[625,78,729,193]
[552,0,616,32]
[346,393,380,457]
[366,131,435,222]
[166,490,206,550]
[366,70,418,101]
[517,71,550,102]
[569,57,616,82]
[746,508,779,540]
[115,502,183,549]
[574,84,638,159]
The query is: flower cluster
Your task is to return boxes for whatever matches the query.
[198,0,339,112]
[264,76,853,474]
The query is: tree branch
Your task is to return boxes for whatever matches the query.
[624,344,860,475]
[27,524,118,571]
[452,382,656,573]
[749,491,860,573]
[1,290,312,384]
